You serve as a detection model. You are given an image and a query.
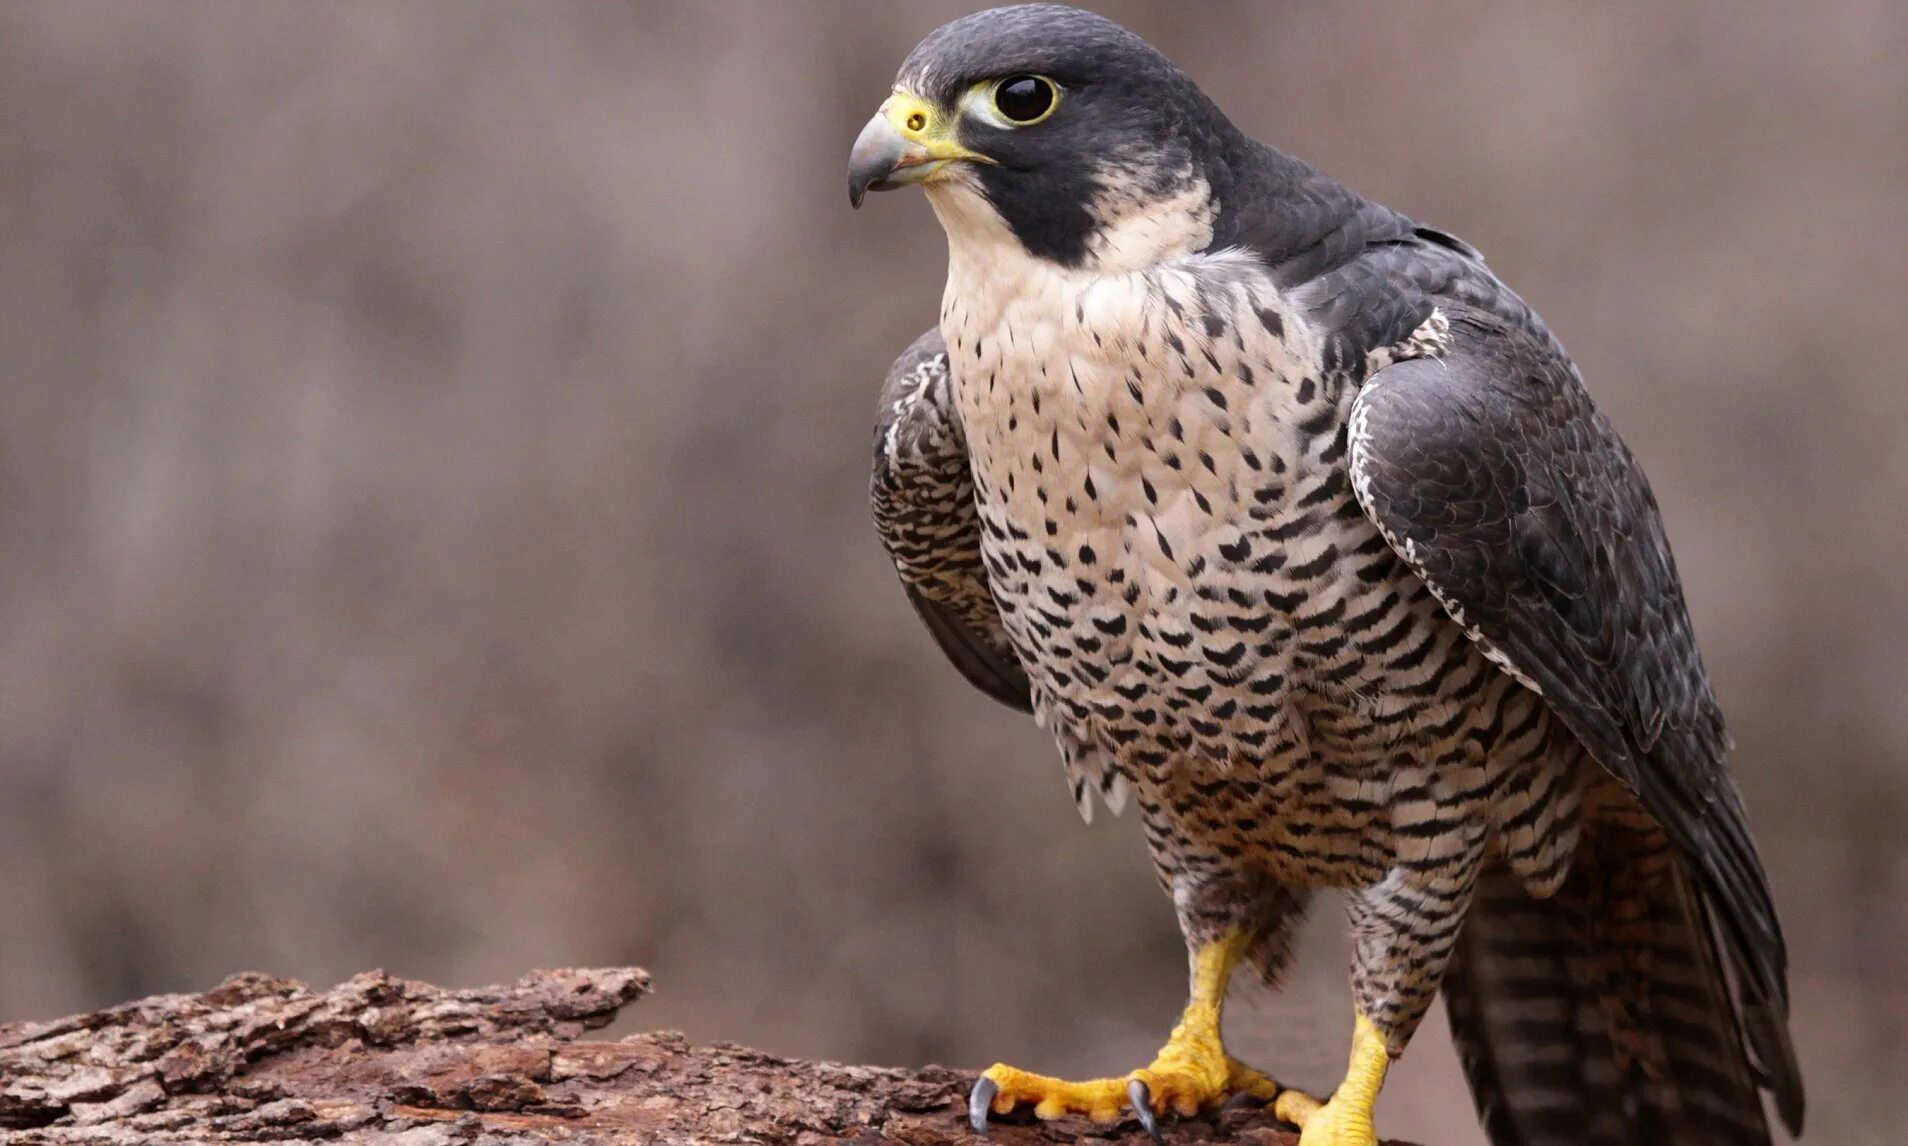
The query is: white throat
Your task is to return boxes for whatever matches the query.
[926,172,1219,348]
[927,170,1216,275]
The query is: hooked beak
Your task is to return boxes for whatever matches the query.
[848,91,993,208]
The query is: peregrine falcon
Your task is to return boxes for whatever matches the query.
[851,7,1803,1145]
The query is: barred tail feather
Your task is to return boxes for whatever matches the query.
[1445,860,1792,1145]
[1444,867,1629,1145]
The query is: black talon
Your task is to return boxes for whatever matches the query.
[968,1076,998,1137]
[1127,1078,1163,1145]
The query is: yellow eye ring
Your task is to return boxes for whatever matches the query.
[991,75,1059,125]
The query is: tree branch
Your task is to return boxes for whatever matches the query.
[1,968,1418,1144]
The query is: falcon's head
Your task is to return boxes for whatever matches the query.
[848,5,1247,272]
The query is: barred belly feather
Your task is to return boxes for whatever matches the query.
[941,233,1585,959]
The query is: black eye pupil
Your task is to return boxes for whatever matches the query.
[995,76,1053,123]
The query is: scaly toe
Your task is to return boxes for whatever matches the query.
[1295,1097,1378,1146]
[1271,1085,1326,1128]
[1223,1056,1287,1103]
[1127,1066,1218,1118]
[974,1064,1130,1125]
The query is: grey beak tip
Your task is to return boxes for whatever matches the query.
[849,112,909,213]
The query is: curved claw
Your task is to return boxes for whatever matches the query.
[968,1075,998,1137]
[1221,1090,1262,1113]
[1127,1078,1163,1145]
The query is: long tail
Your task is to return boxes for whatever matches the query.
[1445,853,1802,1145]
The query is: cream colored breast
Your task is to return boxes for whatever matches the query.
[945,244,1338,702]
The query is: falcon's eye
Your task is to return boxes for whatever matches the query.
[992,75,1058,125]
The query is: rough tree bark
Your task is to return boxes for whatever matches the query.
[0,968,1422,1145]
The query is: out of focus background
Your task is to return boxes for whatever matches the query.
[1,3,1902,1141]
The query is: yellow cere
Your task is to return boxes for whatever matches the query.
[881,90,994,170]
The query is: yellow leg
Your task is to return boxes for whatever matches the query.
[973,932,1320,1130]
[1292,1012,1390,1146]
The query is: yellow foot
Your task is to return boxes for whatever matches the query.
[1293,1096,1378,1146]
[1290,1013,1389,1146]
[967,933,1327,1138]
[1271,1085,1325,1128]
[969,1056,1317,1137]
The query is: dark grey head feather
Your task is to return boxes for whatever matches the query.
[896,5,1245,265]
[892,4,1440,294]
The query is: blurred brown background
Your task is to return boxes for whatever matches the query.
[1,2,1902,1141]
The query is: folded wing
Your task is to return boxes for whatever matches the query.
[1350,305,1803,1136]
[871,329,1032,713]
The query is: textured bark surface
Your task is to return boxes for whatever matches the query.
[0,968,1420,1145]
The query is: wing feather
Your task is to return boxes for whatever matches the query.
[1349,306,1802,1131]
[871,329,1032,714]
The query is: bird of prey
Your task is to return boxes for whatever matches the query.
[851,7,1803,1145]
